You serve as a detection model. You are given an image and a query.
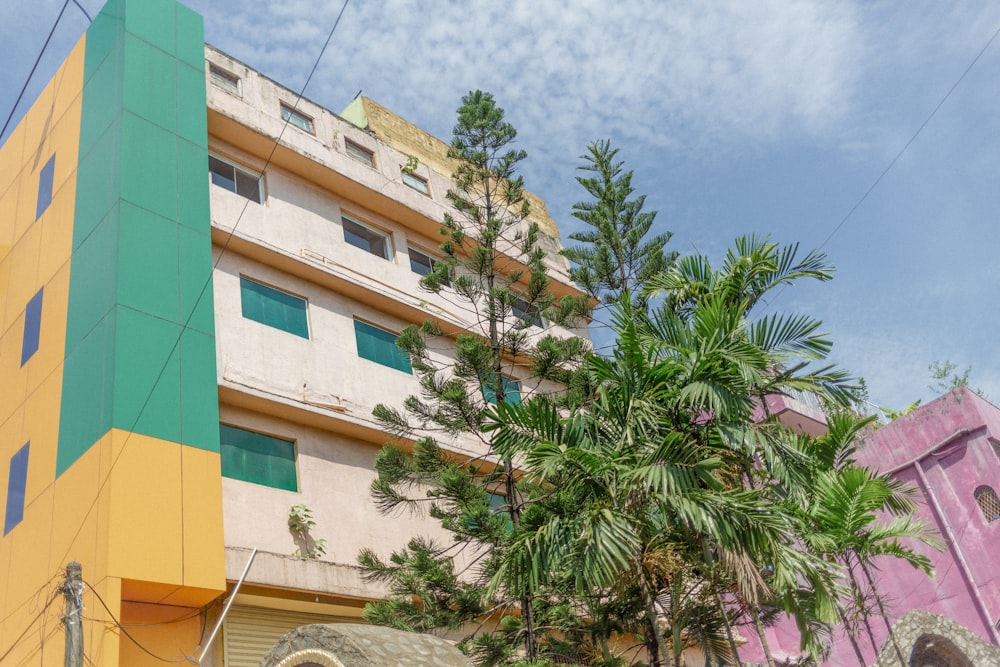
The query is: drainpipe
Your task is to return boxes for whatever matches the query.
[912,462,1000,645]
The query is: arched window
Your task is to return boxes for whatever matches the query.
[974,486,1000,523]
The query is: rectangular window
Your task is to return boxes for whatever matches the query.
[20,288,43,366]
[4,443,29,535]
[342,217,392,260]
[209,155,262,203]
[220,425,297,491]
[345,139,375,167]
[240,277,309,338]
[401,170,429,195]
[281,104,314,134]
[209,65,240,96]
[36,154,55,219]
[354,319,412,373]
[483,375,521,405]
[512,295,544,328]
[408,247,450,286]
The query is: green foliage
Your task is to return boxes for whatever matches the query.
[288,504,326,559]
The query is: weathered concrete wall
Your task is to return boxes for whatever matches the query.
[260,624,472,667]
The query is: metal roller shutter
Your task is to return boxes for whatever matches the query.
[222,605,360,667]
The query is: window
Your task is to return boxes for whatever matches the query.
[342,217,392,260]
[240,277,309,338]
[36,154,55,219]
[344,139,375,167]
[512,294,543,328]
[4,443,29,535]
[209,155,263,203]
[209,65,240,96]
[220,425,297,491]
[20,288,43,366]
[974,486,1000,523]
[483,375,521,405]
[401,170,429,195]
[408,247,449,286]
[354,319,411,373]
[281,104,314,134]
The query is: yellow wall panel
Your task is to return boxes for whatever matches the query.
[36,174,76,286]
[0,123,25,198]
[0,321,28,424]
[49,435,109,578]
[119,600,206,665]
[25,263,70,398]
[180,445,226,592]
[0,183,18,260]
[2,486,55,619]
[3,219,43,333]
[12,160,45,244]
[107,431,184,586]
[23,372,64,505]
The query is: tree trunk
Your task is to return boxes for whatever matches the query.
[752,609,778,667]
[711,585,743,667]
[836,601,868,667]
[860,559,905,666]
[637,565,665,667]
[845,555,879,658]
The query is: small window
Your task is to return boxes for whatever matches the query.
[240,277,309,338]
[354,319,411,373]
[209,155,262,203]
[512,295,543,328]
[21,288,43,366]
[345,139,375,167]
[408,247,450,286]
[975,486,1000,523]
[342,217,392,260]
[4,443,30,535]
[401,170,429,195]
[281,104,314,134]
[209,65,240,96]
[483,375,521,405]
[36,154,55,219]
[220,424,297,491]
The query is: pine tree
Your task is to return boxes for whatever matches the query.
[359,90,588,665]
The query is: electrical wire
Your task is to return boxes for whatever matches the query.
[84,581,192,664]
[53,0,353,572]
[1,0,71,142]
[0,588,61,664]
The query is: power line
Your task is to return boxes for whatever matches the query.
[1,0,71,142]
[84,581,193,664]
[54,0,353,569]
[0,588,61,663]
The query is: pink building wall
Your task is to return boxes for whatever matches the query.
[740,387,1000,665]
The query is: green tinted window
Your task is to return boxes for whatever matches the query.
[240,277,309,338]
[220,424,297,491]
[483,375,521,405]
[354,319,411,373]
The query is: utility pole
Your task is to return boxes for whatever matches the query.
[63,561,83,667]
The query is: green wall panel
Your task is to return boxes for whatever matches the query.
[58,0,217,475]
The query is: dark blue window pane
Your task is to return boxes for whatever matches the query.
[36,155,55,219]
[240,277,309,338]
[4,443,30,535]
[354,320,411,373]
[21,288,43,366]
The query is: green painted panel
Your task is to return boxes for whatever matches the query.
[113,307,181,442]
[176,64,207,146]
[123,35,177,133]
[63,208,119,353]
[56,315,116,474]
[219,424,296,491]
[177,225,214,334]
[176,138,209,232]
[117,202,178,322]
[124,0,175,54]
[120,112,177,219]
[73,129,121,247]
[81,0,124,83]
[77,57,122,160]
[174,5,205,70]
[180,328,219,450]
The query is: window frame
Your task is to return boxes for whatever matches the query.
[219,423,298,492]
[353,318,412,374]
[280,103,315,134]
[209,65,241,96]
[344,139,375,167]
[511,293,544,329]
[407,246,450,286]
[209,153,264,204]
[239,276,310,339]
[342,216,393,261]
[974,485,1000,523]
[401,170,430,195]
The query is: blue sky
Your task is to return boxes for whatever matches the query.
[3,0,999,411]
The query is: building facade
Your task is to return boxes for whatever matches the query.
[0,1,588,664]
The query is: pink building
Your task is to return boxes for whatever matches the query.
[741,387,1000,666]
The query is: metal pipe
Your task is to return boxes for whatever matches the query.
[913,463,1000,645]
[196,547,258,664]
